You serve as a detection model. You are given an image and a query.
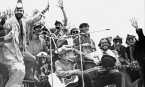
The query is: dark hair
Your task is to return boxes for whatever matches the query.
[98,38,111,48]
[55,20,63,26]
[125,37,137,45]
[70,28,79,35]
[113,39,122,44]
[79,23,89,29]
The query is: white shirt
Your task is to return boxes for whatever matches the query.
[85,49,121,72]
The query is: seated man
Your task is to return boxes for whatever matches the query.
[85,38,122,87]
[55,45,94,87]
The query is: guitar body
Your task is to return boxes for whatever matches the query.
[83,61,110,80]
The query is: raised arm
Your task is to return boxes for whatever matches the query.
[0,18,14,43]
[130,17,144,40]
[57,0,68,26]
[27,0,50,24]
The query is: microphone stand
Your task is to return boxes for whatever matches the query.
[46,28,58,87]
[63,29,110,38]
[78,33,85,87]
[76,29,110,87]
[49,34,54,87]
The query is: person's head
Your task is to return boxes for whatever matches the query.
[58,48,76,62]
[70,28,79,35]
[41,26,49,35]
[14,0,24,20]
[98,38,111,51]
[113,35,122,48]
[79,23,89,33]
[126,34,136,46]
[33,21,44,37]
[37,52,50,64]
[55,20,63,29]
[33,25,41,39]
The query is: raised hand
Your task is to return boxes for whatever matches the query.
[130,17,138,29]
[57,0,63,9]
[43,0,50,13]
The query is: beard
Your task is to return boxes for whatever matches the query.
[15,13,23,20]
[101,45,109,51]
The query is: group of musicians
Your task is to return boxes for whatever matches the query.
[0,0,144,87]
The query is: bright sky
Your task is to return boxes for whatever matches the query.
[0,0,144,47]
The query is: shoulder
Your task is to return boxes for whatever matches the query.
[109,49,118,55]
[55,60,61,64]
[55,60,63,66]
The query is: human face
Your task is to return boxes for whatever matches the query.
[114,40,122,48]
[81,26,89,33]
[40,57,47,64]
[100,39,110,51]
[55,23,62,29]
[126,38,135,45]
[15,8,24,20]
[72,29,79,35]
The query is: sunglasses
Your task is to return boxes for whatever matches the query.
[114,40,122,43]
[127,38,134,41]
[16,9,23,12]
[72,31,79,34]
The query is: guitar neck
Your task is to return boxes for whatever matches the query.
[106,65,130,70]
[84,64,130,73]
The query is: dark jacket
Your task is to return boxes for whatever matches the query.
[126,28,145,83]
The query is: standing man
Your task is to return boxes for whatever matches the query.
[0,0,49,87]
[126,18,145,86]
[73,23,96,61]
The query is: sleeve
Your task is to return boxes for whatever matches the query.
[115,53,121,66]
[55,61,73,78]
[2,19,15,42]
[136,28,145,41]
[3,19,12,34]
[26,12,43,26]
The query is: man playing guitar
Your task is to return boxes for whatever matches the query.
[85,38,122,87]
[55,45,94,87]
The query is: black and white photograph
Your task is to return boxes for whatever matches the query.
[0,0,144,87]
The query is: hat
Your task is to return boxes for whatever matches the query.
[16,0,23,9]
[113,35,122,41]
[34,20,45,29]
[55,20,62,26]
[37,52,48,58]
[101,55,116,67]
[57,46,74,55]
[126,34,136,39]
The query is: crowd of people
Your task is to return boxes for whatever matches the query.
[0,0,144,87]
